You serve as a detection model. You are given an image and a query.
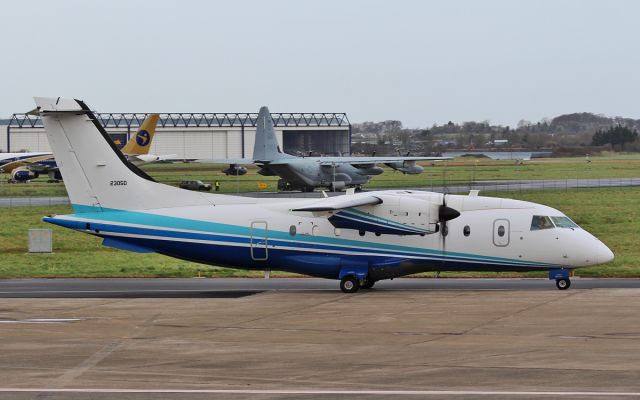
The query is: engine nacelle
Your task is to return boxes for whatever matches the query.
[223,165,248,176]
[355,165,384,176]
[257,167,277,176]
[385,161,424,174]
[396,165,424,174]
[329,181,346,191]
[328,195,441,235]
[11,167,37,182]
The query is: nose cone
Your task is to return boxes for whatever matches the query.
[596,243,615,264]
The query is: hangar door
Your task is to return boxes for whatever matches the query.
[154,130,228,159]
[180,130,228,159]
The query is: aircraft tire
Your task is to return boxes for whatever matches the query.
[360,279,376,289]
[555,278,571,290]
[340,276,359,293]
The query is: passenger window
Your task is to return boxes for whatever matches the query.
[463,225,470,237]
[289,225,297,236]
[497,225,505,237]
[530,215,554,231]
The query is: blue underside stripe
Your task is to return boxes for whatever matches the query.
[53,204,561,269]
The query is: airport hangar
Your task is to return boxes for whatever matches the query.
[2,111,351,159]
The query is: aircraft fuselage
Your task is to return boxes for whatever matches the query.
[45,191,613,282]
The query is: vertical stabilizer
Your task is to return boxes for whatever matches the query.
[34,97,236,212]
[252,106,292,162]
[121,114,160,156]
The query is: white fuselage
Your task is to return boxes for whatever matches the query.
[47,190,614,280]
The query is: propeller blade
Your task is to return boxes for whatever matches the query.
[438,195,460,254]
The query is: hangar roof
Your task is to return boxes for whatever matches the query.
[8,112,350,130]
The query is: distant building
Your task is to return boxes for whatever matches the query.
[3,111,351,158]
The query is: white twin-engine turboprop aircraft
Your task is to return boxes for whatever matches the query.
[36,97,614,293]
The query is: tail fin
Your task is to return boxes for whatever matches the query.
[35,97,231,212]
[252,106,293,162]
[121,114,159,156]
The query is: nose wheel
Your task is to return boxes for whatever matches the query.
[555,278,571,290]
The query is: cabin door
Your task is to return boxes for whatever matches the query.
[250,221,269,261]
[493,219,510,247]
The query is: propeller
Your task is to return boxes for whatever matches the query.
[438,194,460,253]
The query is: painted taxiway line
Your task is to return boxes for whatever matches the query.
[0,389,639,396]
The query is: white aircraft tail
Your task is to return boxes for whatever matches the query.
[35,97,235,212]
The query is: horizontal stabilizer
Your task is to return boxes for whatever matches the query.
[102,237,155,253]
[317,156,451,166]
[197,158,254,165]
[292,194,382,212]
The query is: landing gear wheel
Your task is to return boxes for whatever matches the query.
[340,276,359,293]
[556,278,571,290]
[360,279,376,289]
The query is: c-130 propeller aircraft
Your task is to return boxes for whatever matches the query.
[38,97,614,293]
[205,106,449,192]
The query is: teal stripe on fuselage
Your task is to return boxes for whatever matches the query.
[65,204,556,267]
[342,207,431,233]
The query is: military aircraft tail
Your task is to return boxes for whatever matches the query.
[121,114,159,156]
[253,106,294,162]
[34,97,239,212]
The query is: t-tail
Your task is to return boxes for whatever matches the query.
[121,113,160,156]
[252,106,295,162]
[34,97,240,212]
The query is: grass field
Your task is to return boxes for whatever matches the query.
[0,187,638,278]
[1,153,639,197]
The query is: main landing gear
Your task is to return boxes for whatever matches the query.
[340,276,359,293]
[339,275,377,293]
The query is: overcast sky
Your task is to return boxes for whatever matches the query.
[1,0,639,127]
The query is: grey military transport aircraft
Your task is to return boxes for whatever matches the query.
[205,107,449,192]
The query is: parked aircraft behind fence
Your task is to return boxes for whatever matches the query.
[37,97,614,292]
[203,106,450,192]
[1,113,167,183]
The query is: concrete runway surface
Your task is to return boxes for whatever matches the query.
[1,278,639,399]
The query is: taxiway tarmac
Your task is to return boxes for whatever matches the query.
[1,278,639,399]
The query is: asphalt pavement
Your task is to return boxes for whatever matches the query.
[1,277,639,298]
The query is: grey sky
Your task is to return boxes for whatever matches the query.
[1,0,639,127]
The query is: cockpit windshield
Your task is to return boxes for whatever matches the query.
[530,215,554,230]
[550,216,579,229]
[531,215,579,230]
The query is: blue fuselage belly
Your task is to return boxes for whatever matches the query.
[44,213,557,280]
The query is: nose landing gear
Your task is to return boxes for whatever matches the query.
[555,278,571,290]
[549,268,572,290]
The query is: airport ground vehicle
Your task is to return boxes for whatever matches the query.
[179,180,212,191]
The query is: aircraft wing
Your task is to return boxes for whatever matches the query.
[196,158,255,165]
[0,154,55,173]
[291,194,382,212]
[316,156,450,166]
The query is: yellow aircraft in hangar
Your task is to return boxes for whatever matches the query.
[2,113,165,183]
